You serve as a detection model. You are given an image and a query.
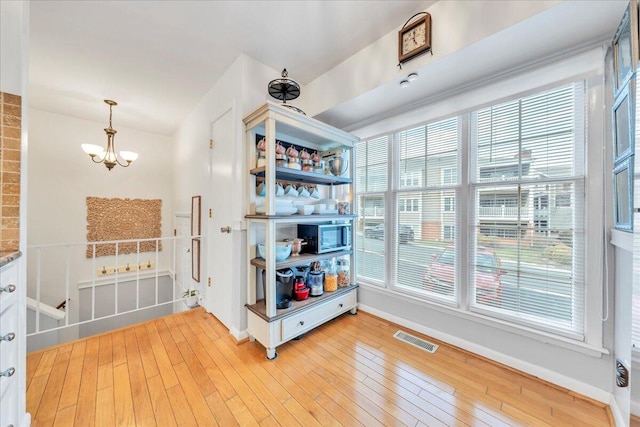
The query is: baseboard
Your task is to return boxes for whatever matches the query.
[610,394,626,427]
[631,398,640,417]
[358,303,611,405]
[21,412,31,427]
[229,327,249,344]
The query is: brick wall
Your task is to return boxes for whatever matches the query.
[0,91,21,251]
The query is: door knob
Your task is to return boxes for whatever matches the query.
[1,332,15,342]
[220,226,232,233]
[0,367,15,377]
[1,284,15,293]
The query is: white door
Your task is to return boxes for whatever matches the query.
[204,107,235,328]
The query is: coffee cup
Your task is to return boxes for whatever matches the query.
[298,185,310,198]
[256,182,266,196]
[284,184,299,197]
[275,183,285,197]
[310,187,320,199]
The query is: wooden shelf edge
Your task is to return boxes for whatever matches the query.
[246,214,356,221]
[249,166,352,186]
[245,284,358,322]
[250,249,353,269]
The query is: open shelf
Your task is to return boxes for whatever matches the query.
[246,284,358,322]
[250,166,352,186]
[250,249,353,270]
[246,214,356,222]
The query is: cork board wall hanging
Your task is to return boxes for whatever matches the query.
[86,197,162,258]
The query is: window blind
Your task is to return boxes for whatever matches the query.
[394,118,459,301]
[470,83,585,338]
[356,136,389,285]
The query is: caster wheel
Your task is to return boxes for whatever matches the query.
[266,350,278,360]
[350,308,357,315]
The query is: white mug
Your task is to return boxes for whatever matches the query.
[284,184,299,197]
[310,187,320,199]
[298,185,310,198]
[275,183,285,197]
[256,182,266,196]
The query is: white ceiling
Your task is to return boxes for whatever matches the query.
[29,1,629,137]
[29,0,435,135]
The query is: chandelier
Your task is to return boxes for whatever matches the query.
[81,100,138,171]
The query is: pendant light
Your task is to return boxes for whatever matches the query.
[81,100,138,171]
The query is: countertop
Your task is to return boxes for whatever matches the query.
[0,250,22,268]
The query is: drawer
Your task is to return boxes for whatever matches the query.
[0,304,18,399]
[281,290,356,342]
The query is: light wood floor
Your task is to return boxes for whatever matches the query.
[26,307,612,426]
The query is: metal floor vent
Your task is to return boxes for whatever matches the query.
[393,331,438,354]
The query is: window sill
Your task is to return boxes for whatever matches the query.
[358,281,610,358]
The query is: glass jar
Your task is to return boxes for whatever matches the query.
[336,258,350,287]
[324,260,337,292]
[275,154,287,167]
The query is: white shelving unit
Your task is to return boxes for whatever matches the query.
[244,101,359,360]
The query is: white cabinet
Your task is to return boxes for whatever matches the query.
[0,256,27,427]
[244,101,358,359]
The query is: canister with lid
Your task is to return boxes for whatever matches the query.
[324,261,338,292]
[336,257,350,287]
[308,270,324,296]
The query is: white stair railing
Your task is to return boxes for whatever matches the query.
[26,235,202,350]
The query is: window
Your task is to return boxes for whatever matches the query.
[443,197,454,212]
[471,84,585,337]
[399,198,419,212]
[442,167,456,185]
[443,225,455,240]
[356,82,586,341]
[356,136,388,285]
[400,171,422,188]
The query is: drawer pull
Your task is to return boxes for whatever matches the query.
[299,321,304,326]
[1,332,15,342]
[1,367,15,377]
[1,284,16,294]
[339,303,343,308]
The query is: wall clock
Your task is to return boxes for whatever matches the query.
[398,13,432,64]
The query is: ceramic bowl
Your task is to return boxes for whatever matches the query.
[257,242,292,261]
[297,205,314,215]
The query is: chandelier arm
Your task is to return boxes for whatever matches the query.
[115,157,132,168]
[90,154,106,164]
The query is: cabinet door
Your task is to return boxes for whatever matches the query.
[205,108,236,329]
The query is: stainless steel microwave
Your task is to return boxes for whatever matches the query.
[297,223,351,254]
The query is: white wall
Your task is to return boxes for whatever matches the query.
[300,0,559,118]
[0,0,26,95]
[27,108,174,327]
